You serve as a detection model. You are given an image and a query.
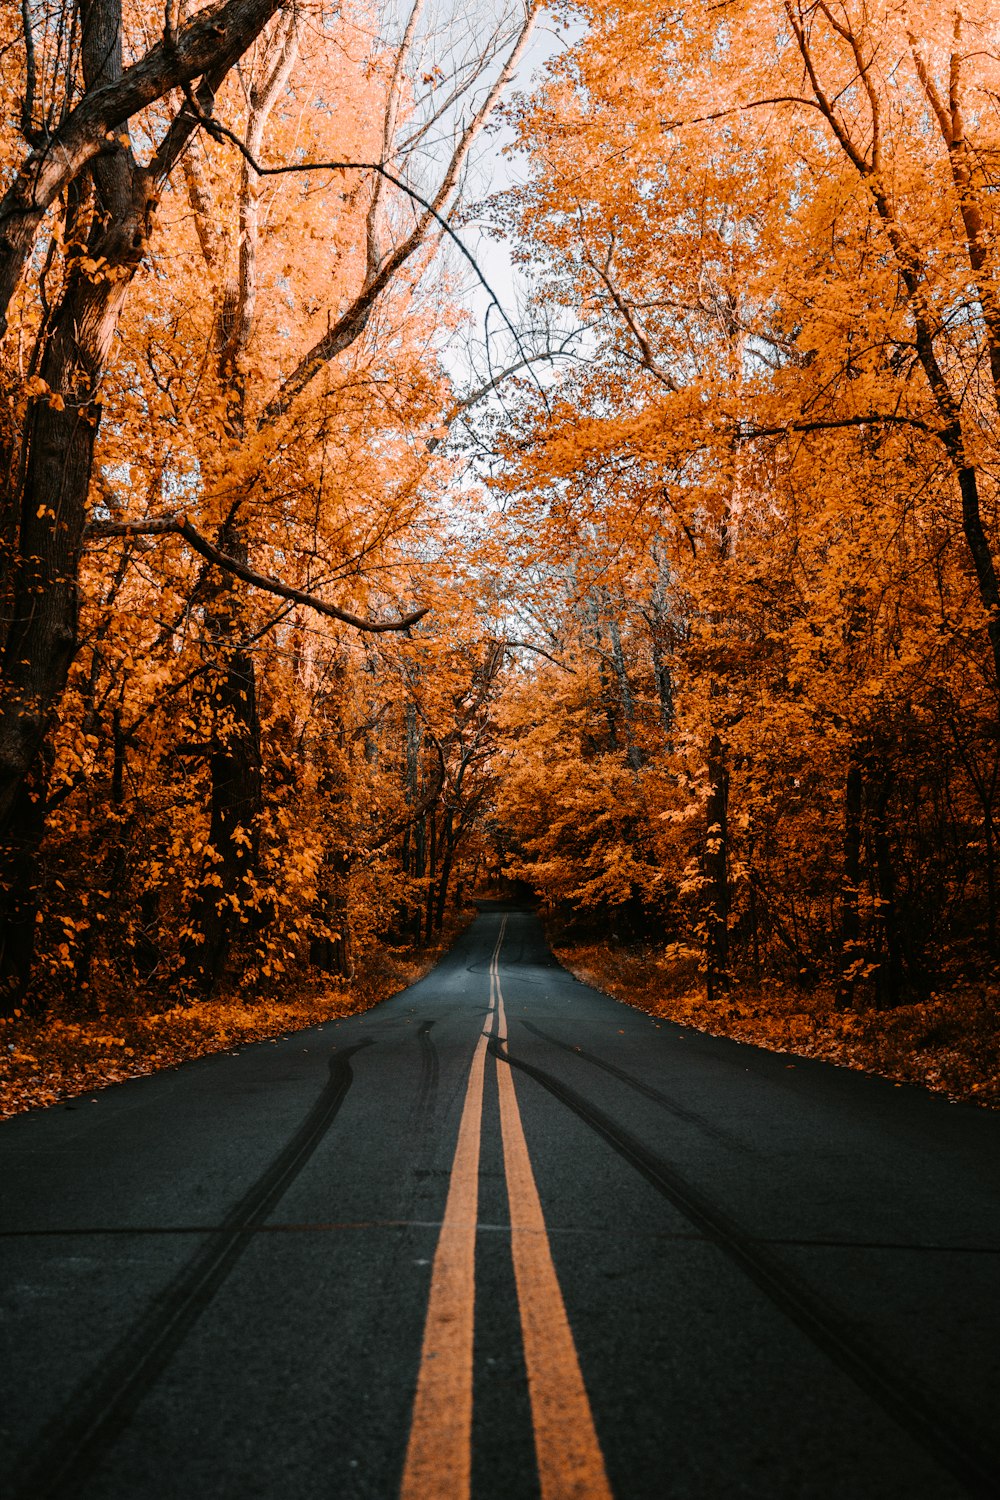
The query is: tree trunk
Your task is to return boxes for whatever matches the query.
[311,850,354,979]
[870,768,903,1007]
[647,549,676,739]
[0,0,288,999]
[704,733,730,1003]
[182,554,262,995]
[0,9,159,997]
[836,756,864,1009]
[404,703,423,939]
[435,808,456,931]
[0,752,52,1012]
[606,606,642,771]
[0,380,100,1008]
[411,814,426,945]
[424,808,438,943]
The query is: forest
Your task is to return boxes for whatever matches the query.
[2,0,999,1106]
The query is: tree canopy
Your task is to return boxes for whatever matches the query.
[3,0,999,1026]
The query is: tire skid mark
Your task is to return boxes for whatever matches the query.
[519,1018,745,1150]
[414,1019,439,1124]
[491,1040,1000,1500]
[12,1040,373,1500]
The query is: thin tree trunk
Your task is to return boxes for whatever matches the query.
[647,549,676,740]
[424,809,437,943]
[182,551,263,995]
[870,767,903,1007]
[704,733,730,1003]
[435,808,456,930]
[836,756,864,1009]
[985,813,998,954]
[606,606,642,771]
[747,833,761,983]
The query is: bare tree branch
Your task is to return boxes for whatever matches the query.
[0,0,291,335]
[85,513,428,632]
[745,413,939,440]
[503,639,576,673]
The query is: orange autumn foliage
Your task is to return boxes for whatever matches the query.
[484,0,1000,1010]
[2,0,1000,1109]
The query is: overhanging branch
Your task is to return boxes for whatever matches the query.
[172,112,534,424]
[745,413,939,440]
[503,639,577,674]
[85,513,427,632]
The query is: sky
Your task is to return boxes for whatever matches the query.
[411,3,579,388]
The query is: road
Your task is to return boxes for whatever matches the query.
[2,908,999,1499]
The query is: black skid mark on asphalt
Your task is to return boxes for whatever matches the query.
[489,1038,1000,1500]
[413,1019,439,1125]
[12,1040,374,1500]
[518,1018,746,1150]
[483,966,558,988]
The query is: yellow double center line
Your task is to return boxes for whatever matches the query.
[401,919,612,1500]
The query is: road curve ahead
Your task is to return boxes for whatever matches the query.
[2,909,999,1500]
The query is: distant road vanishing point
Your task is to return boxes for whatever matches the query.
[2,908,999,1498]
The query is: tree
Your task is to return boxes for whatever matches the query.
[478,0,1000,1002]
[1,0,540,1005]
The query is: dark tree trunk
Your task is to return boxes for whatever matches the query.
[0,94,157,843]
[598,656,620,753]
[182,562,262,995]
[647,553,676,740]
[311,851,354,979]
[424,809,438,943]
[435,808,456,931]
[403,702,423,939]
[0,18,156,1001]
[606,606,642,771]
[704,733,730,1003]
[0,0,285,1002]
[651,634,675,739]
[0,752,52,1012]
[411,814,426,945]
[0,380,100,1009]
[870,768,903,1007]
[836,756,864,1009]
[955,463,1000,693]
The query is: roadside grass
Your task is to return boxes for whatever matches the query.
[553,940,1000,1108]
[0,914,472,1120]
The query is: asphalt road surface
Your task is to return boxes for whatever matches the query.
[3,908,1000,1499]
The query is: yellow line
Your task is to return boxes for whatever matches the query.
[402,913,609,1500]
[399,1033,490,1499]
[489,915,506,1013]
[494,970,613,1498]
[400,916,506,1500]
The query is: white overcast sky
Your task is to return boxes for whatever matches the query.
[439,9,578,385]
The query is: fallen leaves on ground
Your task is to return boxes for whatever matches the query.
[0,918,470,1120]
